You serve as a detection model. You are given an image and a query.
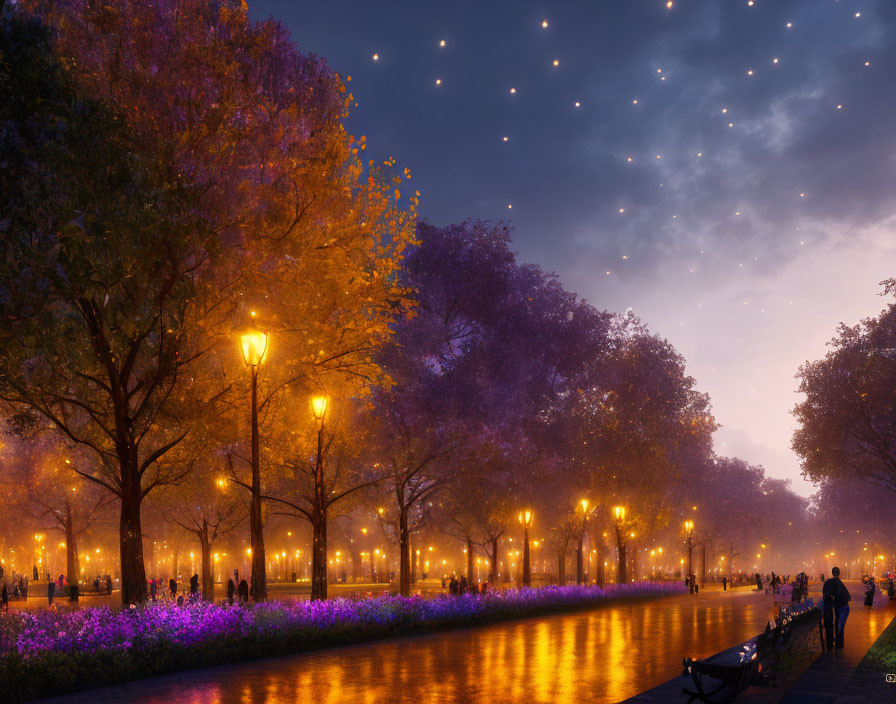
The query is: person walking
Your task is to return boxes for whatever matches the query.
[459,575,468,595]
[722,575,728,591]
[237,578,249,603]
[1,582,8,612]
[189,573,199,597]
[227,577,235,605]
[822,566,851,650]
[47,577,55,606]
[149,578,157,601]
[449,575,458,596]
[169,577,177,599]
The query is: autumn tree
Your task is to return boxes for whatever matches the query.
[24,439,113,584]
[794,282,896,495]
[156,455,243,600]
[0,9,214,604]
[17,0,416,602]
[567,319,716,583]
[253,398,385,600]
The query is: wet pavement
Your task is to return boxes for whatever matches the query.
[40,584,786,704]
[775,583,896,704]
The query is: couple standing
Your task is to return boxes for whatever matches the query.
[821,567,851,650]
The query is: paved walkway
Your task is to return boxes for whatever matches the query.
[624,582,896,704]
[774,584,895,704]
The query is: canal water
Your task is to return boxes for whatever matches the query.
[43,586,790,704]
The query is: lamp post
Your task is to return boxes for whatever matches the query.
[684,520,694,593]
[240,329,268,602]
[518,510,533,587]
[613,506,627,584]
[577,499,591,585]
[310,394,329,601]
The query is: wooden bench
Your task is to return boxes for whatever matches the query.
[681,648,759,704]
[682,601,823,703]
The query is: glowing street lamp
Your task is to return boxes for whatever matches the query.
[576,499,591,584]
[311,394,329,421]
[684,520,695,593]
[240,326,269,602]
[518,510,533,587]
[310,393,332,600]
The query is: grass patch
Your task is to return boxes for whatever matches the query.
[860,612,896,673]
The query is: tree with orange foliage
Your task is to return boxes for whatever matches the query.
[5,1,415,603]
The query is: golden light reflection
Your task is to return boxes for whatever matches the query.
[167,589,786,704]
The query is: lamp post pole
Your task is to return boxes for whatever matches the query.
[519,511,532,587]
[310,395,329,601]
[241,330,268,602]
[684,520,694,593]
[577,499,590,585]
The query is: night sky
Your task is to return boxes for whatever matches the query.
[252,0,896,495]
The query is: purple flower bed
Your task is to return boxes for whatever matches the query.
[0,581,684,701]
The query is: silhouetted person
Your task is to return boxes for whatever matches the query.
[1,583,8,612]
[459,575,468,595]
[237,578,249,603]
[864,578,875,607]
[227,578,235,605]
[149,578,157,601]
[169,577,177,598]
[47,577,55,606]
[190,573,199,596]
[449,576,459,596]
[480,581,488,595]
[822,566,851,650]
[106,575,113,594]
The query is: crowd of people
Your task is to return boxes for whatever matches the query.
[446,574,488,596]
[0,566,28,611]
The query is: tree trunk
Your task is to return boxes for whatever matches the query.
[701,542,707,584]
[350,545,361,581]
[398,508,410,596]
[410,541,417,584]
[199,522,214,601]
[615,526,627,584]
[557,548,567,585]
[576,533,584,584]
[119,477,147,605]
[310,509,327,601]
[466,536,474,583]
[488,538,499,584]
[64,509,79,584]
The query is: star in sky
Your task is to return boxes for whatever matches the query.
[257,0,896,495]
